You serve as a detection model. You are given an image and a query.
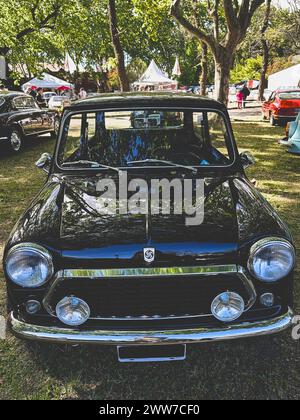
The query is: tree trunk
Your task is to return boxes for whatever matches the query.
[259,39,269,101]
[199,42,208,96]
[258,0,271,101]
[108,0,130,92]
[214,51,233,105]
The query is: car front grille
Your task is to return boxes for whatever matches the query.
[45,273,251,320]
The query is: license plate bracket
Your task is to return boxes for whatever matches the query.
[117,344,187,363]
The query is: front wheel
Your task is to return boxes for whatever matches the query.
[9,128,23,153]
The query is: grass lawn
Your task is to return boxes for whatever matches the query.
[0,122,299,400]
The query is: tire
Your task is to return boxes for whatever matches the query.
[270,113,277,126]
[8,128,23,153]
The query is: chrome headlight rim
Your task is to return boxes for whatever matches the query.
[248,237,296,283]
[5,243,54,288]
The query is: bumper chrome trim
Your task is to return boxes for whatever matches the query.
[8,309,293,345]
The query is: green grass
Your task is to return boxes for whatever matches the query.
[0,124,300,400]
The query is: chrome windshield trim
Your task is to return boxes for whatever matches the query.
[43,265,257,320]
[62,265,238,278]
[9,309,294,346]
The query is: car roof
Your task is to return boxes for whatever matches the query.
[67,92,226,112]
[275,89,300,94]
[0,91,29,99]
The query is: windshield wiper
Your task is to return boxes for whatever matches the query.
[62,160,121,173]
[127,159,198,174]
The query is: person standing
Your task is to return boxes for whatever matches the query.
[78,87,87,99]
[241,84,250,109]
[36,88,46,108]
[236,89,243,110]
[27,87,37,99]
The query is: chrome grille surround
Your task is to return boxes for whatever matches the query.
[43,265,257,321]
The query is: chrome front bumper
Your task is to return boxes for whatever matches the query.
[9,309,294,345]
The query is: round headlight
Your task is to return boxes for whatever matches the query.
[5,243,54,288]
[248,238,295,282]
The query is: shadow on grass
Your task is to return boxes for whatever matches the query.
[0,134,55,161]
[20,330,299,400]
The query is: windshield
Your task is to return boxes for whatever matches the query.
[278,92,300,100]
[58,109,234,169]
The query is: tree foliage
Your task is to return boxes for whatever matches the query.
[0,0,299,93]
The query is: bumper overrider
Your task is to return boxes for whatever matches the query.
[9,309,294,345]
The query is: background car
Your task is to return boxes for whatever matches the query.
[48,95,71,111]
[44,92,57,105]
[262,89,300,126]
[0,91,60,152]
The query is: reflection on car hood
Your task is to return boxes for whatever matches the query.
[56,175,239,265]
[7,174,290,266]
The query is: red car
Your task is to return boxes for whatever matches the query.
[262,89,300,126]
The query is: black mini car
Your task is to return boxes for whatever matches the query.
[0,91,59,153]
[4,93,295,363]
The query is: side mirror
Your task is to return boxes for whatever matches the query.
[240,151,256,169]
[36,153,52,173]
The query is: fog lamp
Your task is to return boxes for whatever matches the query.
[211,292,245,323]
[260,293,275,308]
[56,296,90,326]
[26,300,41,315]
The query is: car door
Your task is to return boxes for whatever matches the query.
[28,97,53,133]
[23,97,45,133]
[11,96,34,135]
[40,108,53,131]
[262,92,275,117]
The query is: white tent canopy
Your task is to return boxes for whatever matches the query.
[133,60,178,90]
[22,72,74,91]
[268,64,300,91]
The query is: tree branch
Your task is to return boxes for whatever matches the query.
[223,0,238,33]
[171,0,217,55]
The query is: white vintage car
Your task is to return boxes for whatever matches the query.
[48,95,71,111]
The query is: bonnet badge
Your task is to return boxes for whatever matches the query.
[144,248,155,263]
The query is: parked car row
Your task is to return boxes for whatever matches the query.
[0,91,61,153]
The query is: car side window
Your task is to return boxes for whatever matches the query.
[13,97,26,110]
[193,112,231,164]
[25,97,38,109]
[13,96,38,110]
[63,113,96,161]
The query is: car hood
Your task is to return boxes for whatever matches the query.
[7,174,290,267]
[58,175,238,266]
